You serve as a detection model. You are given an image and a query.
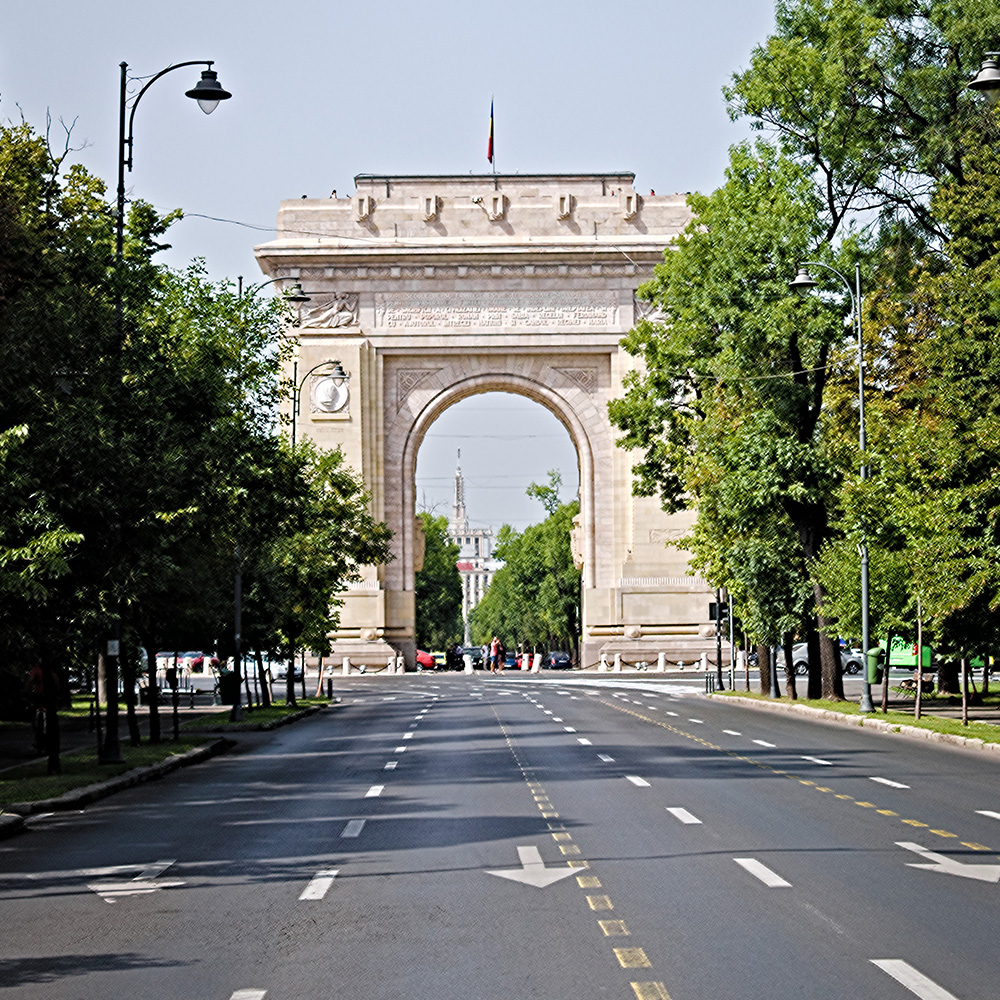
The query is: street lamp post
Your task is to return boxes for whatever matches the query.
[789,261,875,714]
[291,360,348,450]
[101,61,232,762]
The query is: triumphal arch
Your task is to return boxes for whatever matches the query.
[255,172,716,669]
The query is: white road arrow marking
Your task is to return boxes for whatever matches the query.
[486,845,577,888]
[897,841,1000,882]
[871,959,961,1000]
[87,859,184,904]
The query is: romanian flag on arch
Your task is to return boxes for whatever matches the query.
[487,99,494,164]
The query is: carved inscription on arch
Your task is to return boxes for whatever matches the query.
[375,291,619,330]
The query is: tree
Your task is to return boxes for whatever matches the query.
[726,1,1000,245]
[471,497,581,656]
[609,142,853,697]
[414,512,462,651]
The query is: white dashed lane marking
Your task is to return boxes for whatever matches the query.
[365,785,384,798]
[802,756,833,765]
[666,807,702,825]
[394,747,407,753]
[598,754,615,763]
[384,762,397,770]
[564,726,577,732]
[688,718,704,724]
[341,820,365,838]
[723,729,742,736]
[626,776,651,787]
[299,869,339,900]
[870,959,961,1000]
[870,777,910,789]
[402,732,413,739]
[577,738,593,745]
[753,740,777,748]
[230,991,267,1000]
[734,858,791,888]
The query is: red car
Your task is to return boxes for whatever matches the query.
[415,650,435,670]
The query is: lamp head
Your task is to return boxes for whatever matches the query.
[970,53,1000,106]
[329,361,348,385]
[185,65,232,115]
[788,266,818,296]
[284,281,310,303]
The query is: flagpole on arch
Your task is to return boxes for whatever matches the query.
[487,96,495,176]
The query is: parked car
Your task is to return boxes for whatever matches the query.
[415,649,436,670]
[271,660,303,681]
[542,650,572,670]
[791,642,863,676]
[461,646,485,668]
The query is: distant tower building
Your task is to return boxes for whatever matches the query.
[448,452,499,643]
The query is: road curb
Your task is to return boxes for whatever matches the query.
[0,738,234,829]
[712,694,1000,754]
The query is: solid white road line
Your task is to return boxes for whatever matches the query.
[666,807,702,825]
[299,869,339,900]
[626,775,651,787]
[753,739,777,748]
[230,991,267,1000]
[976,810,1000,821]
[341,820,366,838]
[870,960,960,1000]
[734,858,791,888]
[870,776,910,789]
[384,762,397,770]
[598,754,615,762]
[577,738,593,745]
[365,785,384,798]
[802,756,833,765]
[723,729,742,736]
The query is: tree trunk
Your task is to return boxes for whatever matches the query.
[286,646,296,706]
[783,632,797,700]
[938,659,960,694]
[121,642,141,746]
[139,629,161,743]
[255,650,271,708]
[805,628,822,700]
[41,655,61,775]
[757,643,771,696]
[813,582,844,700]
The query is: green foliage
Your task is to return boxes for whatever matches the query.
[414,512,463,650]
[470,500,580,653]
[525,469,564,516]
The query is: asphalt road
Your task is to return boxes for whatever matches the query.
[1,674,997,1000]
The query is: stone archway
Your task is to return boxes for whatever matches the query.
[256,172,717,668]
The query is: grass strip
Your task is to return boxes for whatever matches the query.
[181,698,329,730]
[714,689,1000,743]
[0,739,210,809]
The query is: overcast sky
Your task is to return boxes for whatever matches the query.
[3,0,776,530]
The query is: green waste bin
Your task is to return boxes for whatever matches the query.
[866,646,884,685]
[218,669,238,704]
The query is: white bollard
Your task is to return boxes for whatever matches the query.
[599,653,608,672]
[396,654,405,674]
[387,656,396,674]
[463,654,473,674]
[657,651,667,672]
[613,653,622,673]
[342,656,351,676]
[532,652,542,673]
[700,652,708,672]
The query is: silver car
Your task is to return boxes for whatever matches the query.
[791,642,863,676]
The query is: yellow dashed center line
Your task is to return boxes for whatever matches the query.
[631,983,673,1000]
[600,920,631,936]
[601,698,997,858]
[615,948,652,969]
